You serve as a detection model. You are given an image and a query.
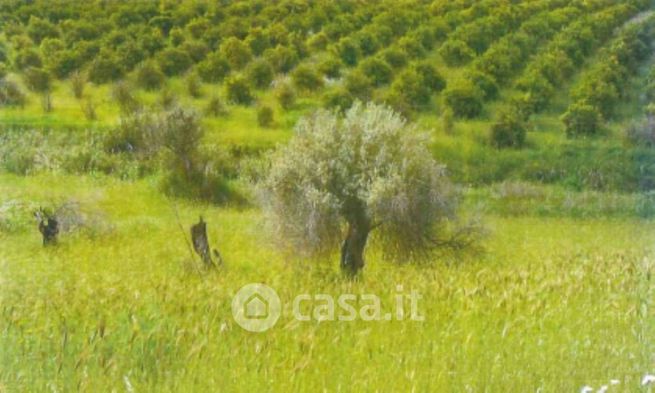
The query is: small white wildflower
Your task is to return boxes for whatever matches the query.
[580,386,593,393]
[610,379,620,385]
[597,385,608,393]
[220,322,228,332]
[642,374,655,386]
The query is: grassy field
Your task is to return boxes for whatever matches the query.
[0,173,654,392]
[2,1,655,391]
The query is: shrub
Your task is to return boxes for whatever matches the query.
[135,61,165,91]
[88,51,124,83]
[344,69,373,101]
[442,107,454,134]
[0,78,27,107]
[262,102,459,273]
[323,88,353,112]
[24,67,51,92]
[335,37,359,66]
[465,70,498,100]
[181,40,210,63]
[205,95,228,117]
[246,59,274,89]
[159,108,231,203]
[219,37,252,69]
[263,45,298,73]
[81,97,97,121]
[0,63,6,79]
[625,116,655,147]
[381,47,408,69]
[157,48,192,76]
[112,81,140,115]
[275,83,296,110]
[414,61,446,93]
[439,40,475,66]
[291,64,324,91]
[158,88,177,110]
[257,104,274,127]
[69,71,86,99]
[490,109,527,148]
[391,69,432,108]
[196,52,230,83]
[397,36,425,58]
[13,48,42,70]
[49,49,81,78]
[27,16,59,44]
[186,72,202,98]
[307,32,329,52]
[318,57,342,79]
[104,111,160,155]
[246,27,270,55]
[225,75,253,105]
[443,80,484,118]
[562,102,603,137]
[359,57,392,86]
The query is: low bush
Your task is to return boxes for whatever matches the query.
[257,104,274,127]
[562,102,603,137]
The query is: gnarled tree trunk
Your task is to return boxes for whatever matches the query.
[191,216,215,268]
[35,211,59,246]
[340,221,370,275]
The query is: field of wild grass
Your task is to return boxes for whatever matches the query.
[1,173,653,392]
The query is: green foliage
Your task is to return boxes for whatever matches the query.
[181,40,209,63]
[225,74,253,105]
[263,102,457,262]
[13,48,42,70]
[443,80,484,118]
[344,69,373,101]
[185,72,202,98]
[68,72,86,100]
[196,52,230,83]
[380,47,408,69]
[562,102,603,137]
[413,61,446,93]
[135,61,165,91]
[358,57,392,87]
[439,40,475,66]
[246,59,274,89]
[219,37,252,69]
[465,70,498,100]
[291,64,323,91]
[23,67,51,93]
[26,16,59,44]
[322,87,353,112]
[318,57,342,78]
[490,109,527,149]
[0,78,27,107]
[111,81,140,115]
[275,83,296,110]
[88,50,124,84]
[157,48,192,77]
[205,95,228,117]
[263,45,298,73]
[391,69,432,109]
[257,104,274,127]
[335,37,359,66]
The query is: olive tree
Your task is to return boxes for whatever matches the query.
[263,102,457,274]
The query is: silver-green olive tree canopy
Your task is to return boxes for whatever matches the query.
[262,102,457,274]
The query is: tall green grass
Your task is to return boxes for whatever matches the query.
[0,173,653,391]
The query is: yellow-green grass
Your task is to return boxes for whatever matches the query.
[0,173,653,391]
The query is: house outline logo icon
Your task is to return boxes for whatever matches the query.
[244,292,268,319]
[232,283,281,332]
